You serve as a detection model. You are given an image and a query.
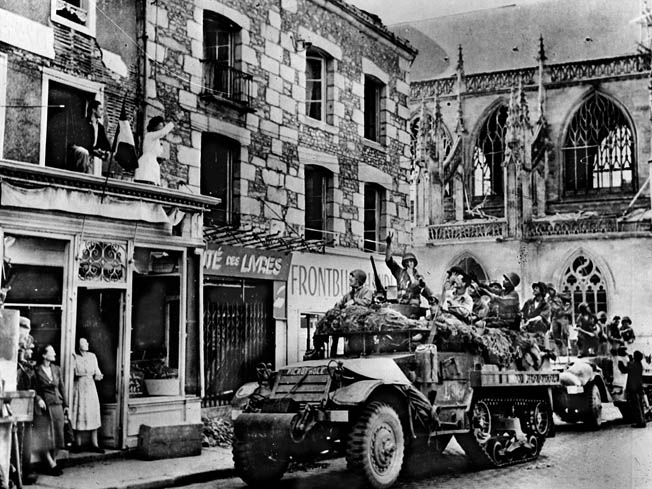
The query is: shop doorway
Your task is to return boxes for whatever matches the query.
[203,278,274,407]
[75,288,125,448]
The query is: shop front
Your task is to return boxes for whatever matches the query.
[0,164,216,449]
[286,250,394,364]
[202,244,291,407]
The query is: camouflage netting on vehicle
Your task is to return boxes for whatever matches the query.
[316,305,426,335]
[435,313,547,369]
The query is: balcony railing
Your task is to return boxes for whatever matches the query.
[202,62,253,107]
[427,219,507,241]
[55,0,88,25]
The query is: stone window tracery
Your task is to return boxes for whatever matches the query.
[562,92,635,195]
[472,105,508,197]
[409,115,453,195]
[561,254,608,315]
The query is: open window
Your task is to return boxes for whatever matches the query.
[304,165,333,241]
[305,47,334,124]
[363,183,385,252]
[201,133,240,226]
[364,75,385,143]
[51,0,96,37]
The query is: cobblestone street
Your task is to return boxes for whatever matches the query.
[183,406,652,489]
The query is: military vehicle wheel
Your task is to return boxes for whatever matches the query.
[584,383,602,429]
[233,438,289,486]
[528,401,551,436]
[347,401,405,489]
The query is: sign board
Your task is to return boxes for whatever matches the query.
[203,244,292,281]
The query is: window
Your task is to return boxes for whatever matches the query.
[364,75,384,142]
[0,53,6,159]
[562,92,635,195]
[561,254,607,316]
[364,184,385,252]
[203,11,251,105]
[410,114,454,195]
[51,0,96,36]
[201,133,239,226]
[452,256,487,283]
[305,165,331,241]
[472,105,508,197]
[131,248,183,398]
[305,48,333,122]
[45,81,97,171]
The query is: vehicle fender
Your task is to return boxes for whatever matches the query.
[590,374,612,402]
[330,380,388,406]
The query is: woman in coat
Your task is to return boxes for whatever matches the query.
[71,337,104,452]
[33,344,68,476]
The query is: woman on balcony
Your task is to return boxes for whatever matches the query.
[134,116,174,186]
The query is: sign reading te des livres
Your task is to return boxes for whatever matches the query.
[203,244,292,281]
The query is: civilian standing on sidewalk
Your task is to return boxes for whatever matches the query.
[33,344,68,476]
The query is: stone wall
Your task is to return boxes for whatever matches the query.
[144,0,416,247]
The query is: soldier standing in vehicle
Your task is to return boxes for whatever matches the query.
[476,272,521,330]
[521,282,551,333]
[309,269,373,358]
[384,232,435,308]
[619,316,636,345]
[619,350,647,428]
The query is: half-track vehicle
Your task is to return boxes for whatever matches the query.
[231,310,559,489]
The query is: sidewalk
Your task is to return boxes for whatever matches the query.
[31,445,235,489]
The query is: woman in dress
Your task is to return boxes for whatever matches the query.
[33,344,67,476]
[133,116,174,185]
[71,337,104,453]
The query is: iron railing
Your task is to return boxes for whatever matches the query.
[202,61,253,107]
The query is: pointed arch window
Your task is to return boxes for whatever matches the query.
[562,92,635,195]
[560,254,608,316]
[453,255,487,283]
[472,105,508,197]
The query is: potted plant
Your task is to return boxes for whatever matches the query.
[142,360,179,396]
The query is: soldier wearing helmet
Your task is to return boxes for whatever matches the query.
[477,271,522,330]
[384,232,435,308]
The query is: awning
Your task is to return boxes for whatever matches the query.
[1,180,172,224]
[204,224,326,253]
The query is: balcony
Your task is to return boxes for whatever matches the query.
[427,219,507,242]
[201,62,254,110]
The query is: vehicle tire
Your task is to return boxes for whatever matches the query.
[233,438,289,486]
[583,383,602,430]
[346,401,405,489]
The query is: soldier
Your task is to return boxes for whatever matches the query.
[550,311,571,357]
[384,232,435,308]
[521,282,551,333]
[619,316,636,345]
[618,350,647,428]
[476,272,521,331]
[309,269,373,358]
[441,266,474,322]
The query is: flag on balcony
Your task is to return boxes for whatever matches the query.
[112,96,138,171]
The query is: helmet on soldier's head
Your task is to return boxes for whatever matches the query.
[402,252,418,267]
[503,272,521,288]
[350,269,367,286]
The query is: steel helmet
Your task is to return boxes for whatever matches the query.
[503,272,521,288]
[350,269,367,286]
[402,252,418,267]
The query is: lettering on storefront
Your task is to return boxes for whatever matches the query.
[290,264,393,298]
[204,244,291,281]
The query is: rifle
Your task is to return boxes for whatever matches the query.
[370,256,386,297]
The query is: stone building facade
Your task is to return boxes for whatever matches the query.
[394,0,652,345]
[141,0,416,406]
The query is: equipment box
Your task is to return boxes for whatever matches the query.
[137,423,202,460]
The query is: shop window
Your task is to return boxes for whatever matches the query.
[51,0,96,37]
[201,133,239,226]
[305,165,332,241]
[363,183,385,252]
[306,48,333,123]
[562,92,635,195]
[130,248,182,398]
[561,254,608,316]
[45,81,100,172]
[364,75,385,143]
[78,240,127,283]
[4,264,64,353]
[472,105,507,197]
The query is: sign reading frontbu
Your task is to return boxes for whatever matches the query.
[203,244,292,281]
